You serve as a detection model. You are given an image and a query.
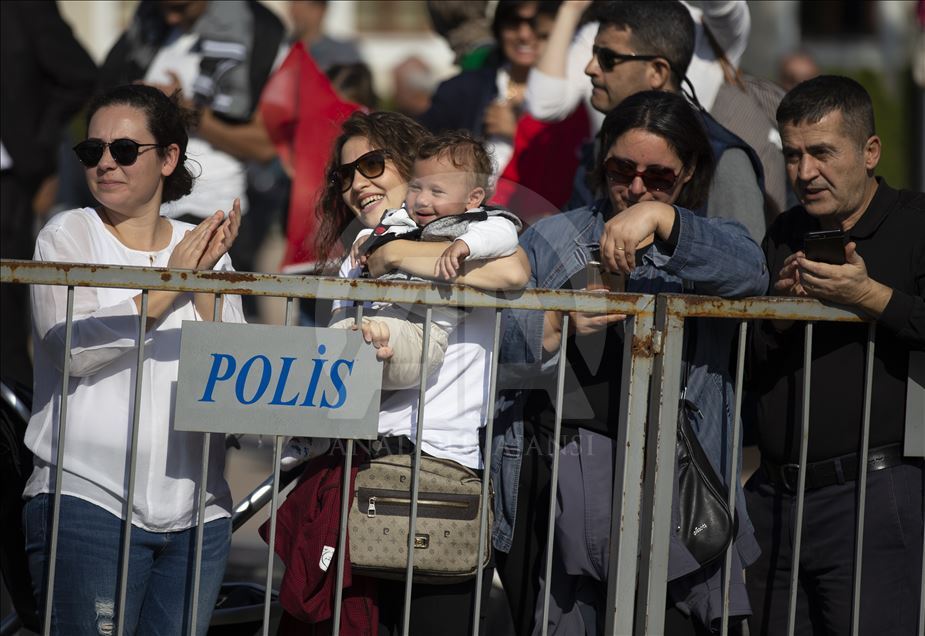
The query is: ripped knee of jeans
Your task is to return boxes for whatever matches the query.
[94,598,115,636]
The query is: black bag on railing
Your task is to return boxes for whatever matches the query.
[675,323,738,567]
[676,400,737,566]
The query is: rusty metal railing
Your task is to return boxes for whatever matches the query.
[637,293,922,636]
[0,259,655,636]
[3,261,921,636]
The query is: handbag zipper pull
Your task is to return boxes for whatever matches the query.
[367,496,377,518]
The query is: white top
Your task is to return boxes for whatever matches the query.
[357,210,519,262]
[524,1,750,124]
[332,257,495,469]
[353,211,518,331]
[457,215,519,260]
[25,207,245,532]
[145,31,248,220]
[487,67,516,180]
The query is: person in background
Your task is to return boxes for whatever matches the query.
[747,75,924,636]
[24,84,244,636]
[426,1,495,71]
[551,1,767,244]
[327,62,379,111]
[0,5,97,628]
[526,0,752,134]
[419,0,562,181]
[0,0,97,390]
[391,56,436,119]
[777,50,821,92]
[289,0,362,71]
[98,0,285,227]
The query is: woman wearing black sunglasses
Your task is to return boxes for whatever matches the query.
[419,1,561,181]
[274,111,526,635]
[24,84,243,635]
[494,90,768,635]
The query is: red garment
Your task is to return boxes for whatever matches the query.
[259,452,377,635]
[259,42,361,270]
[491,104,591,224]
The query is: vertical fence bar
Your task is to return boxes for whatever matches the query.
[115,290,149,636]
[42,286,75,636]
[850,323,876,636]
[261,437,284,636]
[260,297,298,634]
[332,302,363,635]
[920,508,925,636]
[471,309,503,634]
[330,442,354,633]
[787,322,814,636]
[332,303,364,610]
[540,313,570,636]
[188,293,224,635]
[634,304,684,636]
[604,303,657,636]
[721,320,749,636]
[401,307,434,636]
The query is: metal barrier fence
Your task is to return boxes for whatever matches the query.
[1,259,922,636]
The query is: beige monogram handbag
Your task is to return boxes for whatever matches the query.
[348,454,492,584]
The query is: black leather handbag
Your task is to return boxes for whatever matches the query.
[675,325,738,566]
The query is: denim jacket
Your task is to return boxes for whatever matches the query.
[491,201,768,599]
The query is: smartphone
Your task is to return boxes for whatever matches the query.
[803,230,846,265]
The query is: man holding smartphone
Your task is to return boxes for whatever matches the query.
[747,76,925,635]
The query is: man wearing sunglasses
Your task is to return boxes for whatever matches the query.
[526,1,767,245]
[97,1,285,228]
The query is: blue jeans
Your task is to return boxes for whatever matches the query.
[23,494,231,636]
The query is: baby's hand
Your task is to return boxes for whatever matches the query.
[350,235,371,267]
[435,239,471,280]
[360,319,394,361]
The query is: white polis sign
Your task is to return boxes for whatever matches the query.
[175,322,382,438]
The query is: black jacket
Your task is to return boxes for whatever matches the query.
[0,0,97,189]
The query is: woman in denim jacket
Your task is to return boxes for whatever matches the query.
[491,91,768,634]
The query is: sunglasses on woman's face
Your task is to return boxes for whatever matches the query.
[332,149,389,192]
[604,157,679,193]
[73,139,165,167]
[500,14,541,32]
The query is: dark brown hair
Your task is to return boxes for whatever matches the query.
[592,90,714,211]
[415,131,494,195]
[85,84,195,204]
[314,111,429,264]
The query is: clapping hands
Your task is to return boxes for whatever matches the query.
[167,198,241,271]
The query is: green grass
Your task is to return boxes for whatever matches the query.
[829,67,915,189]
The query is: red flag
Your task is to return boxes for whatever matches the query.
[491,104,591,224]
[260,42,361,269]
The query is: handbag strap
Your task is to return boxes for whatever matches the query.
[680,318,697,404]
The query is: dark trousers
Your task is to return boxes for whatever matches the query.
[745,461,924,635]
[495,424,712,636]
[376,567,493,635]
[494,424,553,636]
